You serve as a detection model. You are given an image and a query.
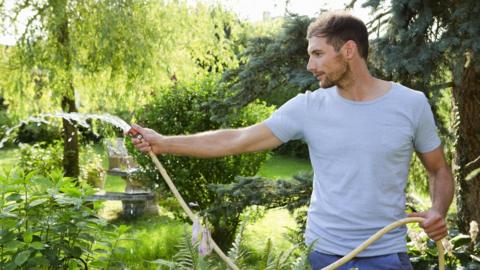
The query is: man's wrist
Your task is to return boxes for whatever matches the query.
[431,205,447,217]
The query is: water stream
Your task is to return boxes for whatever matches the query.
[0,112,131,148]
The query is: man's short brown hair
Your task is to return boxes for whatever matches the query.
[307,12,369,60]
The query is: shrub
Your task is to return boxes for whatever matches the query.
[16,122,62,145]
[18,140,64,176]
[0,169,128,269]
[132,76,274,249]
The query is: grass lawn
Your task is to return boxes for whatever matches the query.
[257,154,312,179]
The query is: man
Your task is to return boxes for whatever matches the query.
[132,12,454,269]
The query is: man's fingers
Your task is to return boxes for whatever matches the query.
[408,212,426,218]
[428,230,448,241]
[424,214,445,228]
[138,144,152,152]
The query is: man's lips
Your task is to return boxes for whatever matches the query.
[315,72,325,80]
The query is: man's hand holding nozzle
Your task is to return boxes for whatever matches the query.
[127,124,164,154]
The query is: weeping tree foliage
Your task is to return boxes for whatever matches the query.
[363,0,480,232]
[0,0,160,177]
[0,0,248,177]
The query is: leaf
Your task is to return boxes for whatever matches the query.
[23,231,33,243]
[117,224,129,235]
[77,233,95,242]
[0,211,18,219]
[6,193,22,201]
[70,246,83,258]
[450,234,471,248]
[0,231,15,244]
[29,198,48,207]
[466,167,480,181]
[14,250,31,266]
[30,242,45,250]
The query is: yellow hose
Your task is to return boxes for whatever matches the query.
[322,217,445,270]
[147,151,240,270]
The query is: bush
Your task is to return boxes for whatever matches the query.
[16,122,62,145]
[133,76,274,249]
[0,169,129,269]
[18,140,64,176]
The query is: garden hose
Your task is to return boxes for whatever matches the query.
[128,127,239,270]
[128,128,445,270]
[146,150,240,270]
[322,217,445,270]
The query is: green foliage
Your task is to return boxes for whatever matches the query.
[133,76,274,249]
[0,1,250,119]
[15,122,62,145]
[274,140,310,160]
[207,172,313,251]
[0,97,12,144]
[0,169,128,269]
[217,15,317,157]
[149,230,213,270]
[407,225,480,269]
[221,15,318,110]
[150,220,312,270]
[18,140,64,176]
[79,144,106,189]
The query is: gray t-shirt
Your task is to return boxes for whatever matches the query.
[264,82,441,256]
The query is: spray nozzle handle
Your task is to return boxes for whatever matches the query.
[127,127,144,140]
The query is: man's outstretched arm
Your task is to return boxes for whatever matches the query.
[130,123,283,158]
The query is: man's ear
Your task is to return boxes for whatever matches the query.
[342,40,357,59]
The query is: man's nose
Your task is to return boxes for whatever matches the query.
[306,57,315,73]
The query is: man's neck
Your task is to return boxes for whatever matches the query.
[336,64,390,102]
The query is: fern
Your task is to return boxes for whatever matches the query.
[227,219,249,268]
[151,230,212,270]
[259,239,273,269]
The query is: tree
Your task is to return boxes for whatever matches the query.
[0,0,162,177]
[2,1,245,177]
[364,0,480,232]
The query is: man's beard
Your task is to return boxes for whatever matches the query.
[319,58,349,89]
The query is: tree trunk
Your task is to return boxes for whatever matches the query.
[452,53,480,233]
[54,0,79,178]
[62,95,79,178]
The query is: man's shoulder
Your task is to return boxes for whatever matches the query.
[392,83,428,101]
[296,87,333,102]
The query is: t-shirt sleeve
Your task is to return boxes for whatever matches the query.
[263,94,305,143]
[414,96,441,153]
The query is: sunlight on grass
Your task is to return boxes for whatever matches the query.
[244,208,297,255]
[111,214,187,270]
[257,154,312,180]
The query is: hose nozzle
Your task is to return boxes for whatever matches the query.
[127,127,143,140]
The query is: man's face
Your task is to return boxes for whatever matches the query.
[306,36,349,88]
